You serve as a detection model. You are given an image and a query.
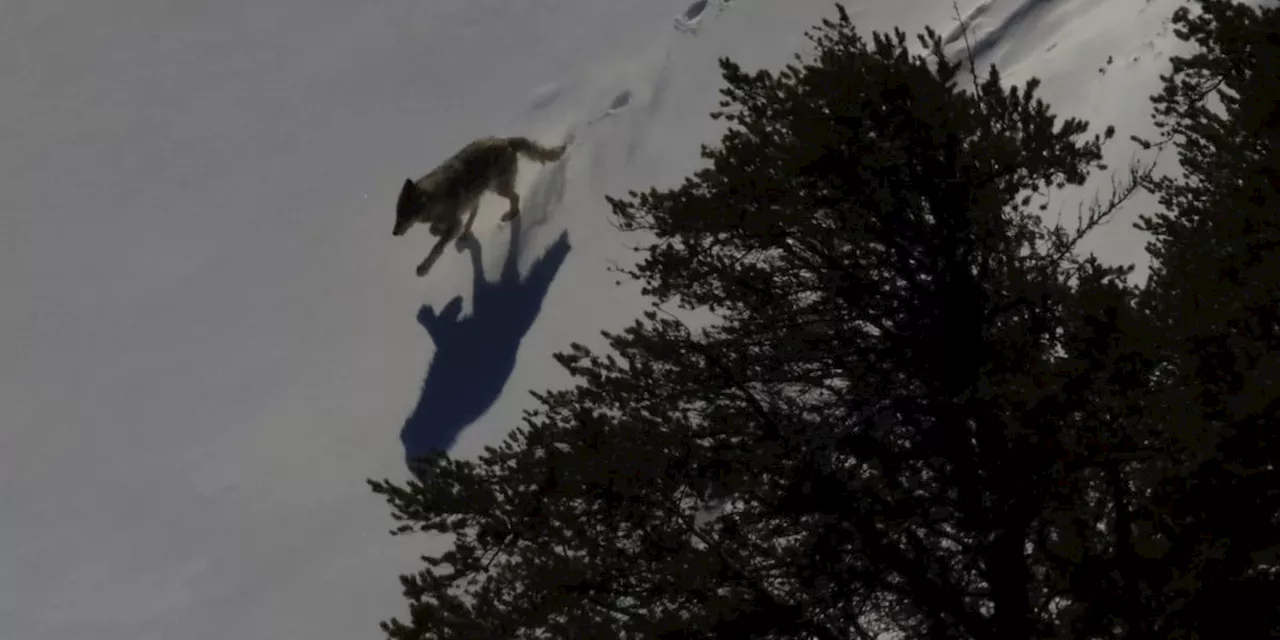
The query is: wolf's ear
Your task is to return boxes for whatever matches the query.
[397,179,417,213]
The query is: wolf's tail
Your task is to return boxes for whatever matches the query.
[507,136,567,163]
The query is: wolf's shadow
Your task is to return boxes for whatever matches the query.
[400,159,572,481]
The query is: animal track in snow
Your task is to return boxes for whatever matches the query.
[944,0,991,46]
[527,82,563,111]
[586,88,633,125]
[684,0,709,21]
[674,0,731,34]
[945,0,1055,65]
[607,89,632,112]
[645,52,674,117]
[583,88,637,128]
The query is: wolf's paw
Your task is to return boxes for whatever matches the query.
[500,208,520,222]
[455,232,474,251]
[415,261,430,277]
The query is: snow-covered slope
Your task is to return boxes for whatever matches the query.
[0,0,1201,638]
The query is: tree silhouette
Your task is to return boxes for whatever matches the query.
[1124,0,1280,635]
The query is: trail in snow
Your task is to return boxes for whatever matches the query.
[675,0,733,34]
[944,0,1057,64]
[940,0,1195,283]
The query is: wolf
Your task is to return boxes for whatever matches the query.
[393,136,567,277]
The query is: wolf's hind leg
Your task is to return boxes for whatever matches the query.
[496,168,521,222]
[455,200,481,251]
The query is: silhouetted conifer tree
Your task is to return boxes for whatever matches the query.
[1123,0,1280,636]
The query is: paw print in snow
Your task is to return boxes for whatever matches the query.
[586,89,633,126]
[674,0,732,34]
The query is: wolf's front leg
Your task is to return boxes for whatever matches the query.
[496,171,521,222]
[456,201,481,251]
[416,232,453,277]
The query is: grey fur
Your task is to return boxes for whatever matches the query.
[394,136,566,277]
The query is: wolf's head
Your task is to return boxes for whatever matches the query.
[394,178,425,236]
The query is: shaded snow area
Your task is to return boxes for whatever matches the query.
[0,0,1215,638]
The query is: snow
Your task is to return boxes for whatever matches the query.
[0,0,1230,637]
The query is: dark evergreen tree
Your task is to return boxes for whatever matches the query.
[1126,0,1280,635]
[368,1,1278,637]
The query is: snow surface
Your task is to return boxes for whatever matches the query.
[0,0,1221,637]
